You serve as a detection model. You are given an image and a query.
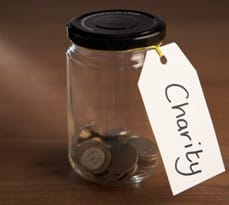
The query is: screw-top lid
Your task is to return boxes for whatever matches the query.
[67,10,166,50]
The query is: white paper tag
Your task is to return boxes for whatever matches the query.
[138,42,225,195]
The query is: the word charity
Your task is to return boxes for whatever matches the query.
[165,83,203,176]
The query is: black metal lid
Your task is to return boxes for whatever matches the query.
[67,10,166,50]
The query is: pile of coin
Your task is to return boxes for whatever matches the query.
[72,124,159,183]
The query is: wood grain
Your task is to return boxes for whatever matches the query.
[0,1,228,204]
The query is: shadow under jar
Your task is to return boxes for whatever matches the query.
[66,10,166,185]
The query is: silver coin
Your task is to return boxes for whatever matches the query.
[102,128,130,147]
[93,169,124,181]
[119,164,138,181]
[108,143,138,174]
[138,155,159,164]
[101,172,124,181]
[136,158,159,175]
[138,156,159,164]
[102,135,129,148]
[138,158,159,169]
[126,136,159,159]
[105,128,130,137]
[75,140,111,174]
[80,147,105,170]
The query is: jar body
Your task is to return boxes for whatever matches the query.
[66,43,159,184]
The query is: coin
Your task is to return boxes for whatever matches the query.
[118,164,138,181]
[100,135,119,144]
[136,157,159,175]
[102,135,129,148]
[91,136,104,144]
[90,126,104,137]
[78,124,95,141]
[138,158,159,169]
[138,153,159,164]
[76,126,159,182]
[79,128,93,139]
[79,123,104,142]
[105,128,130,137]
[93,169,124,181]
[76,140,111,174]
[80,147,105,170]
[108,143,138,175]
[126,136,159,160]
[101,172,124,181]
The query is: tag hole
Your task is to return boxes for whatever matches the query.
[160,56,167,65]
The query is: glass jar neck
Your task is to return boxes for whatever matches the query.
[67,42,148,70]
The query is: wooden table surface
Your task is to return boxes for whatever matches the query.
[0,1,228,204]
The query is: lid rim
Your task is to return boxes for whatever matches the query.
[67,10,166,50]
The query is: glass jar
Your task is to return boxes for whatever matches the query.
[66,10,166,184]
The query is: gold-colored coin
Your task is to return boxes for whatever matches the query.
[91,136,104,144]
[78,123,104,142]
[79,128,92,139]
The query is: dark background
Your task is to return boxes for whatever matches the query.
[0,0,228,204]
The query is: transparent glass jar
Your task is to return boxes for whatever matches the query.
[66,10,166,184]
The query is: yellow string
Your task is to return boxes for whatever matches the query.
[146,44,167,64]
[130,43,167,64]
